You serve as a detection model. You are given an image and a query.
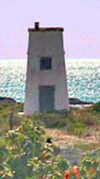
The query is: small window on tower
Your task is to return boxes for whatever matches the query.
[40,57,52,70]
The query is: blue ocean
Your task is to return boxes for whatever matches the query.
[0,59,100,103]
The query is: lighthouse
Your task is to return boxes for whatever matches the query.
[24,22,69,115]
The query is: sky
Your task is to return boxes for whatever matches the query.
[0,0,100,59]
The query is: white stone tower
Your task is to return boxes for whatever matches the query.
[24,22,69,115]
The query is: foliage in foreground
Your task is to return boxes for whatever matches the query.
[0,119,70,179]
[0,119,100,179]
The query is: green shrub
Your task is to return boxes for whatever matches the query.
[91,102,100,112]
[0,119,70,179]
[1,118,100,178]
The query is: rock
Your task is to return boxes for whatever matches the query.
[69,98,93,105]
[0,97,16,104]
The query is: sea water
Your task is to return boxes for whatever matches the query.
[0,59,100,103]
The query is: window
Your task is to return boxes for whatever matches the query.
[40,57,52,70]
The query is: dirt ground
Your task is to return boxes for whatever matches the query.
[46,127,100,149]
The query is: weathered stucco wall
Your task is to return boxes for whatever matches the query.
[24,27,69,115]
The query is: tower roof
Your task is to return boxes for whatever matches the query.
[28,22,64,32]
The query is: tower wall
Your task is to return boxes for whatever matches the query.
[24,24,69,115]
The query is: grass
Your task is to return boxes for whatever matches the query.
[0,101,100,151]
[29,105,100,137]
[0,102,22,133]
[0,102,100,135]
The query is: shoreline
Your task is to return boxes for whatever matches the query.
[70,104,93,109]
[0,96,95,108]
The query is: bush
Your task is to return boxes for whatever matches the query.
[91,102,100,112]
[0,119,70,179]
[1,118,100,178]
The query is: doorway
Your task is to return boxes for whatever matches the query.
[39,86,55,112]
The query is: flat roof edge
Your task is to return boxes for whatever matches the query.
[28,28,64,32]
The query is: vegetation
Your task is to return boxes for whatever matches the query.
[0,102,100,178]
[0,102,100,136]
